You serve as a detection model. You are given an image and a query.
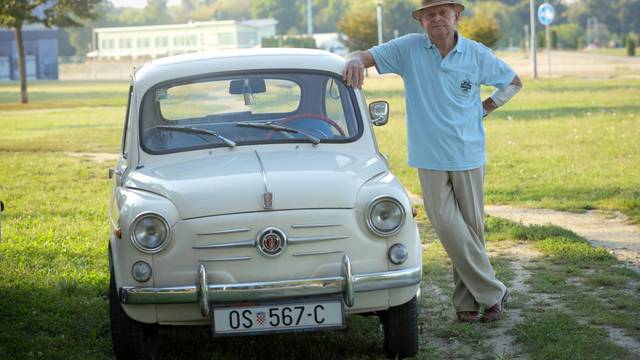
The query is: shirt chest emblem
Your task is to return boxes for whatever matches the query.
[460,79,472,94]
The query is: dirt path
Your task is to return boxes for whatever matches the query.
[408,192,640,271]
[485,205,640,271]
[65,152,119,163]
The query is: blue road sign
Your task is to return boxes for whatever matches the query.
[538,3,555,26]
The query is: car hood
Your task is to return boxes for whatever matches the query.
[125,149,387,219]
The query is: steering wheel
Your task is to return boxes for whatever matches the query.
[276,113,346,139]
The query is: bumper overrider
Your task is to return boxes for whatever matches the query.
[119,255,422,316]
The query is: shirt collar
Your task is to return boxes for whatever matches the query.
[423,31,465,53]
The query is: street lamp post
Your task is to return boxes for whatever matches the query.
[376,0,383,45]
[530,0,538,79]
[307,0,313,36]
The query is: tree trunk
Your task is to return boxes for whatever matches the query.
[15,26,28,104]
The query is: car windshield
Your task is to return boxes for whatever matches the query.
[140,72,361,154]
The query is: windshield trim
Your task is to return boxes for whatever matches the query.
[139,69,364,155]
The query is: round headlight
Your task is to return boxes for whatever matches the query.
[130,213,170,253]
[366,197,405,236]
[388,243,408,265]
[131,261,153,282]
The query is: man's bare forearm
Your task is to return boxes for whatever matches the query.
[345,51,376,68]
[483,75,523,117]
[342,51,376,88]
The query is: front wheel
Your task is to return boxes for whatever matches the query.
[379,296,419,359]
[109,266,158,360]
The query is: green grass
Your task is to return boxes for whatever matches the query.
[2,78,640,358]
[511,311,631,360]
[0,81,128,111]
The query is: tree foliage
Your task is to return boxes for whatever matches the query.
[251,0,302,34]
[337,7,378,51]
[458,15,501,48]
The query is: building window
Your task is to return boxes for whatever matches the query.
[155,36,168,47]
[119,39,132,49]
[174,36,185,47]
[218,33,234,45]
[137,38,151,48]
[238,31,256,46]
[188,36,198,46]
[101,39,114,49]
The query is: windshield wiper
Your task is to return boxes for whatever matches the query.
[236,121,320,145]
[154,125,236,148]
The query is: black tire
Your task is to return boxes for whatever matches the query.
[109,265,159,360]
[380,296,419,359]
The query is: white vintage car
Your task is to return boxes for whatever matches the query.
[109,48,422,359]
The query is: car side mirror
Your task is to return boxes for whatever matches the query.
[369,101,389,126]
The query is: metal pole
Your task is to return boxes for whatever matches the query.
[530,0,538,79]
[546,24,551,78]
[376,1,383,45]
[92,30,97,80]
[307,0,313,36]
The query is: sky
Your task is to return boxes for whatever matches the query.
[110,0,181,8]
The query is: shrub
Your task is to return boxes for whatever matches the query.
[550,29,558,49]
[627,37,636,57]
[261,36,316,49]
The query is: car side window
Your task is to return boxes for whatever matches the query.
[324,78,347,129]
[121,85,133,158]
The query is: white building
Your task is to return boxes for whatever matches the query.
[94,19,277,60]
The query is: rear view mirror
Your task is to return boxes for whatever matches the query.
[230,78,267,105]
[229,78,267,95]
[369,101,389,126]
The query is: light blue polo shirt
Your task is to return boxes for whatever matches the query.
[369,33,516,171]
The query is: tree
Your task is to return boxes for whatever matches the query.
[251,0,302,34]
[554,23,583,49]
[310,0,348,33]
[0,0,100,104]
[382,0,422,40]
[458,15,501,48]
[337,8,378,51]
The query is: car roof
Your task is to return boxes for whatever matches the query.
[133,48,347,91]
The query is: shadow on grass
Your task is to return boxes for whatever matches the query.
[0,279,386,359]
[154,315,383,360]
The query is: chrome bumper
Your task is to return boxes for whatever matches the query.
[119,255,422,316]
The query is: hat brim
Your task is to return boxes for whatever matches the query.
[412,2,465,20]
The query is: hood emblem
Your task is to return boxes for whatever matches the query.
[257,227,287,257]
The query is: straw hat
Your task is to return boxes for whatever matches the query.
[412,0,465,20]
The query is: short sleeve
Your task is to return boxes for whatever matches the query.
[369,34,415,76]
[477,43,516,89]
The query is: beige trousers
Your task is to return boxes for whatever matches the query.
[418,167,506,311]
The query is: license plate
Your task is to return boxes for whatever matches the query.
[212,299,344,336]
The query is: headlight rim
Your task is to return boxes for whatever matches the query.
[129,212,172,254]
[366,196,406,237]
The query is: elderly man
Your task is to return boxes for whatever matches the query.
[342,0,522,323]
